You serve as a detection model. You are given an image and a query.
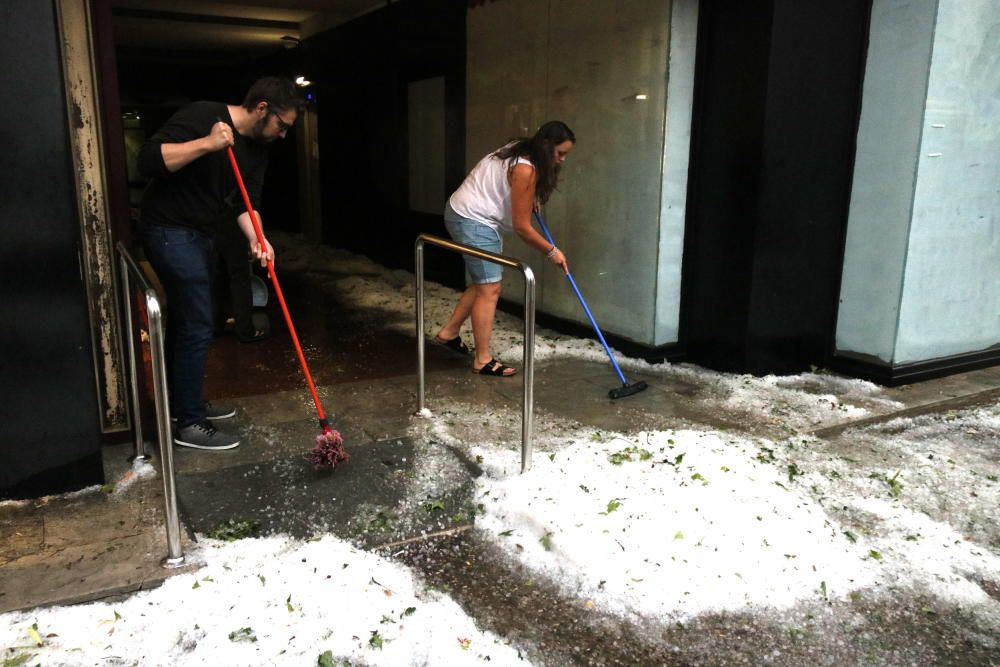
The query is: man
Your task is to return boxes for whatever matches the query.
[138,76,302,450]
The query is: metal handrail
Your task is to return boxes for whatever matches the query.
[116,242,185,567]
[415,234,536,473]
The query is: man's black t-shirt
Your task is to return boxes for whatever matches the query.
[138,101,268,236]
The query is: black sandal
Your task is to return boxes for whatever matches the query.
[474,358,517,377]
[433,334,470,356]
[239,329,269,344]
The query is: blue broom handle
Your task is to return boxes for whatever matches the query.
[533,211,628,386]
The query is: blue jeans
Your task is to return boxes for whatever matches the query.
[141,223,215,428]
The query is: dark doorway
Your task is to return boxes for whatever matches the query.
[303,0,466,288]
[681,0,873,375]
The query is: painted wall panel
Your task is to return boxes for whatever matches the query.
[466,0,685,345]
[835,0,938,362]
[894,0,1000,362]
[465,0,548,168]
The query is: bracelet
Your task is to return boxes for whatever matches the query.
[546,245,558,258]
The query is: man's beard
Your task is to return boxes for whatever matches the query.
[250,115,271,142]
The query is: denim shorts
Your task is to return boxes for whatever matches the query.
[444,203,504,284]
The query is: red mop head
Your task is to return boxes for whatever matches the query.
[306,429,350,469]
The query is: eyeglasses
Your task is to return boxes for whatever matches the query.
[267,108,294,133]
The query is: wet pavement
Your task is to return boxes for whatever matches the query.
[2,239,999,665]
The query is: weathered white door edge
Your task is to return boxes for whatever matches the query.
[55,0,128,433]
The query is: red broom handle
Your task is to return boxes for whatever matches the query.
[224,146,331,432]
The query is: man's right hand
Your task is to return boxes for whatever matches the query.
[206,121,234,152]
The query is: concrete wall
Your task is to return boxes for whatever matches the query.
[893,0,1000,362]
[466,0,694,346]
[836,0,1000,365]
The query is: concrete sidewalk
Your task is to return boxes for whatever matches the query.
[2,353,997,615]
[2,237,998,662]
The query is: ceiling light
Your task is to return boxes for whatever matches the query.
[295,76,311,87]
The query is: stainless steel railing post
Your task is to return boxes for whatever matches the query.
[521,267,535,473]
[118,254,150,464]
[414,234,535,473]
[416,241,426,413]
[116,242,185,567]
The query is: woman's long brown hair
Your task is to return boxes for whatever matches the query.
[493,121,575,204]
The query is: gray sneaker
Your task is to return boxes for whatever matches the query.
[171,401,236,424]
[205,401,236,421]
[174,421,240,450]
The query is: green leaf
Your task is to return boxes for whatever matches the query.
[579,484,590,493]
[756,447,775,463]
[207,518,261,541]
[820,581,827,599]
[423,499,445,513]
[868,550,883,561]
[498,529,514,537]
[317,650,335,667]
[286,595,295,613]
[367,512,394,532]
[674,531,684,540]
[608,446,653,465]
[3,653,33,667]
[691,473,708,485]
[787,463,801,483]
[258,574,266,585]
[228,627,257,643]
[599,499,622,515]
[401,607,416,618]
[886,471,903,498]
[843,530,857,543]
[100,483,116,494]
[540,531,554,551]
[380,614,394,624]
[114,610,122,621]
[192,581,200,589]
[369,630,384,650]
[548,453,556,462]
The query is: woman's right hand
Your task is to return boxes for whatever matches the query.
[548,247,568,274]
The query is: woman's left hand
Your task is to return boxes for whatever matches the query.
[548,247,568,274]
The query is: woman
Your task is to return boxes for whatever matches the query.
[434,121,574,376]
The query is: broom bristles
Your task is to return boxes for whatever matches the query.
[306,430,349,469]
